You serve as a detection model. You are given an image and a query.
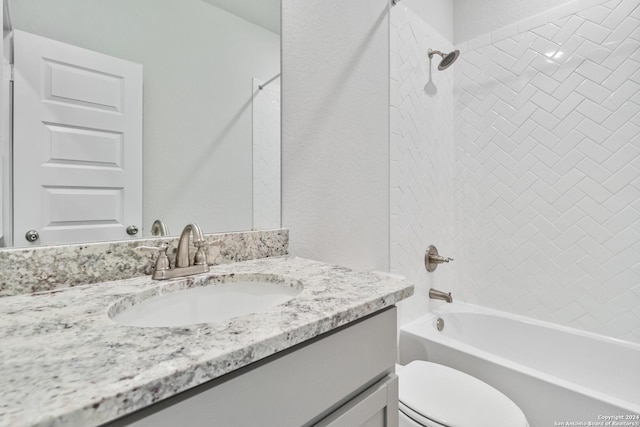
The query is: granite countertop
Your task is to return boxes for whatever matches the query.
[0,256,413,427]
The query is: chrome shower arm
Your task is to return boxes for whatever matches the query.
[428,49,445,59]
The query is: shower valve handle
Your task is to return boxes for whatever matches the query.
[425,245,453,272]
[429,254,454,264]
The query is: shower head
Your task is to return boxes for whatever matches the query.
[428,49,460,71]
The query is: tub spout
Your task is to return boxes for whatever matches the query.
[429,288,453,303]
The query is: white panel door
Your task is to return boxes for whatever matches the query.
[12,30,142,247]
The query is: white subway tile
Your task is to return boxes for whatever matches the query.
[604,17,639,47]
[552,92,585,119]
[576,20,612,44]
[602,102,638,132]
[602,0,639,29]
[578,5,610,23]
[603,122,640,152]
[603,164,639,194]
[531,90,561,112]
[575,60,611,84]
[552,15,586,45]
[575,78,610,103]
[577,137,613,162]
[518,12,549,33]
[552,73,584,100]
[575,98,612,124]
[602,80,639,111]
[532,22,561,40]
[548,1,581,22]
[467,33,491,51]
[579,0,609,10]
[491,24,518,44]
[602,57,637,88]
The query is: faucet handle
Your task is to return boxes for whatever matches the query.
[425,245,453,272]
[430,255,454,264]
[193,241,207,266]
[192,239,223,266]
[136,243,171,272]
[192,240,221,265]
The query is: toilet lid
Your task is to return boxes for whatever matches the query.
[398,361,528,427]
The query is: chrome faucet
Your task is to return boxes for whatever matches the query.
[175,223,207,269]
[138,223,219,280]
[429,288,453,303]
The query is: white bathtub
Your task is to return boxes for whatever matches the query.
[399,303,640,427]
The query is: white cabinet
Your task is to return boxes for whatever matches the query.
[107,307,398,427]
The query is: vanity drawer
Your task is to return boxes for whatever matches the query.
[314,374,398,427]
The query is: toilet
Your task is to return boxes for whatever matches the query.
[397,361,529,427]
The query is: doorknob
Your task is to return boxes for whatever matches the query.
[25,230,39,242]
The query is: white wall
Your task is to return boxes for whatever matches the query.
[8,0,280,236]
[281,0,390,271]
[454,0,580,43]
[402,0,454,44]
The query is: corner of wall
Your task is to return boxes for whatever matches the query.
[281,0,390,272]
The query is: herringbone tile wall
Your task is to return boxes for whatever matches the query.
[392,0,640,343]
[390,6,457,324]
[454,0,640,343]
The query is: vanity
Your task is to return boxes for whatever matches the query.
[0,231,413,427]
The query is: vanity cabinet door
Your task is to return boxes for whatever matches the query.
[107,307,397,427]
[314,374,399,427]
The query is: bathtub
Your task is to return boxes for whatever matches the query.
[399,302,640,427]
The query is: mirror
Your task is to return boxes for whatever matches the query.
[1,0,281,247]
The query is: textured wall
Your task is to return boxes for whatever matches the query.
[453,0,640,342]
[281,0,390,271]
[401,0,454,44]
[390,5,457,325]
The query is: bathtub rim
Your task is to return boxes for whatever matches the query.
[400,302,640,415]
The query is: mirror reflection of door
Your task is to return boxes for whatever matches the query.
[2,0,281,247]
[12,30,142,247]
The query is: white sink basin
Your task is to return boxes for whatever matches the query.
[110,274,303,327]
